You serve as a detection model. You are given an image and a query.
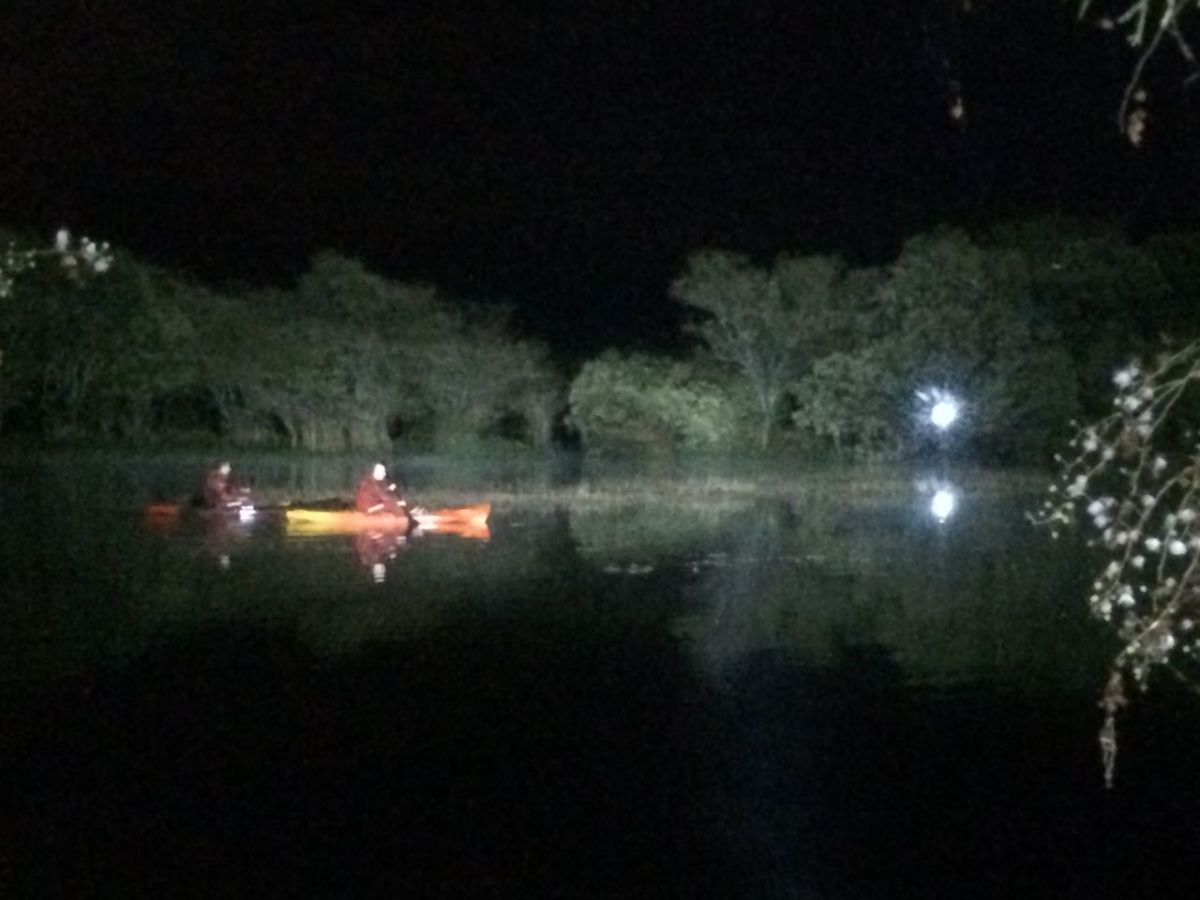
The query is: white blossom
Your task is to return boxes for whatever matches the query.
[1150,631,1176,655]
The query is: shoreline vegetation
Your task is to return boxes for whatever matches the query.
[0,446,1049,511]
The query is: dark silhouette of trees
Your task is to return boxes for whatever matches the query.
[0,244,562,450]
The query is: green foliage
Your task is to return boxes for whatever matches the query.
[670,248,850,449]
[792,229,1081,463]
[986,217,1171,411]
[1,253,195,438]
[5,217,1186,465]
[416,314,561,449]
[793,349,899,459]
[568,350,745,452]
[883,230,1081,460]
[0,239,561,451]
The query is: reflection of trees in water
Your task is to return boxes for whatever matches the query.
[671,498,1104,692]
[8,482,1106,706]
[567,500,749,569]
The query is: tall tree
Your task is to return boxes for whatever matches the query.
[568,350,742,452]
[670,250,845,450]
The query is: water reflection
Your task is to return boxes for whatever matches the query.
[912,476,959,524]
[0,457,1108,696]
[352,530,410,582]
[2,456,1194,897]
[567,495,1102,691]
[143,505,264,570]
[930,487,956,522]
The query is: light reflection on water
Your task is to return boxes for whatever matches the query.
[567,489,1102,692]
[0,455,1104,691]
[5,454,1196,897]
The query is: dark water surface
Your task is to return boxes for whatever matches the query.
[3,455,1200,898]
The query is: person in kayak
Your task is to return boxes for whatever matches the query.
[355,463,422,517]
[202,461,249,510]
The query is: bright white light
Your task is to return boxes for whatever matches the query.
[238,505,256,521]
[930,399,959,430]
[931,489,956,522]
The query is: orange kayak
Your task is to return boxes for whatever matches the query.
[144,501,492,541]
[285,503,491,540]
[143,502,260,533]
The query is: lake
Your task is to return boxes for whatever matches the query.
[3,453,1199,898]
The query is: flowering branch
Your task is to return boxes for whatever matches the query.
[0,229,112,299]
[1032,341,1200,784]
[1079,0,1200,141]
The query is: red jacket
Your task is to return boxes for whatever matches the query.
[203,468,238,509]
[355,475,406,515]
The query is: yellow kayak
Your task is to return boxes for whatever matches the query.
[285,503,491,540]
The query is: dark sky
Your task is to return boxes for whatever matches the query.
[3,0,1198,354]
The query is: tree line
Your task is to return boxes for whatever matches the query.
[2,217,1199,463]
[575,218,1200,463]
[0,242,559,452]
